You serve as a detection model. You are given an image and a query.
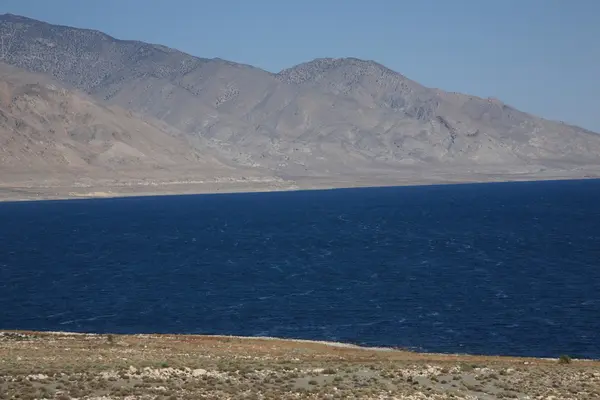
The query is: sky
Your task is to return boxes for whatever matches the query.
[1,0,599,132]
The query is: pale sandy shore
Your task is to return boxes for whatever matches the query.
[1,330,598,399]
[1,170,599,202]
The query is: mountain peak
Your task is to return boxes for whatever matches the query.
[0,13,31,20]
[276,57,405,85]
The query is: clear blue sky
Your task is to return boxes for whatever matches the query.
[1,0,599,132]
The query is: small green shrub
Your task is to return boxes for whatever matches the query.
[460,363,475,372]
[558,355,572,364]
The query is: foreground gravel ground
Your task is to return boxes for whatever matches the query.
[1,331,599,399]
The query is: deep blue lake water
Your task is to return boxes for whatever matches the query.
[1,180,599,359]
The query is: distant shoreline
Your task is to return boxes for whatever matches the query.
[1,173,599,203]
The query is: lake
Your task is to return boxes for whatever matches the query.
[1,179,599,359]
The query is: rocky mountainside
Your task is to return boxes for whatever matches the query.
[0,62,241,185]
[0,13,599,185]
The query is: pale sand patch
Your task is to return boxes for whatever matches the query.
[68,191,115,198]
[0,171,599,202]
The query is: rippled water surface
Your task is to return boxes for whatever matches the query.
[1,180,599,358]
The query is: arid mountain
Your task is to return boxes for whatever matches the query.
[0,62,245,186]
[0,13,599,190]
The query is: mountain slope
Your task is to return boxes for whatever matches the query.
[0,13,599,184]
[0,62,240,185]
[274,58,600,167]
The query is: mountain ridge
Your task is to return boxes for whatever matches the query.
[0,13,592,128]
[0,13,599,196]
[0,62,272,186]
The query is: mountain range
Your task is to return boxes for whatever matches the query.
[0,13,598,197]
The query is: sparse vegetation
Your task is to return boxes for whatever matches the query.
[0,331,598,399]
[559,354,573,364]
